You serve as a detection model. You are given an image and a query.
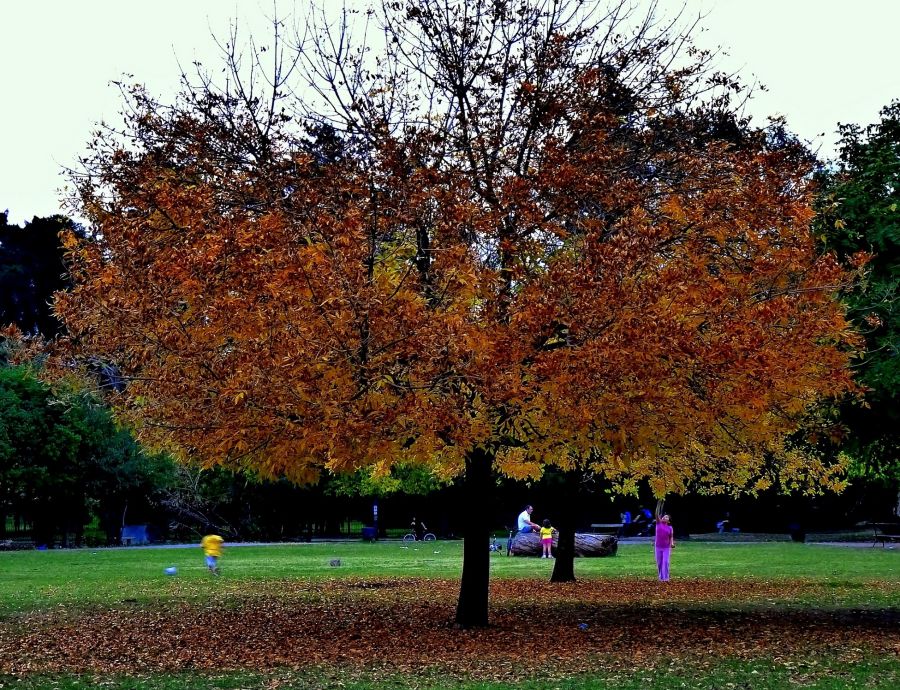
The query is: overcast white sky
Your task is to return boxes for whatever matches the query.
[2,1,899,225]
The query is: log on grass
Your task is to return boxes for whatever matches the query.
[508,531,617,557]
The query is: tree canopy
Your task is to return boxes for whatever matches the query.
[816,101,900,511]
[57,0,859,625]
[0,362,171,546]
[0,212,77,338]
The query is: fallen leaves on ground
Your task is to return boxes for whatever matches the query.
[0,578,897,680]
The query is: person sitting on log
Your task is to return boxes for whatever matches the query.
[517,505,541,533]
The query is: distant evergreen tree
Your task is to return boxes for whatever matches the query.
[816,102,900,516]
[0,364,174,545]
[0,211,80,337]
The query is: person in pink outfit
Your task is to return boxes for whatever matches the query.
[654,514,675,581]
[539,518,557,558]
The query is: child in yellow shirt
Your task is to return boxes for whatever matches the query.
[201,533,224,575]
[539,519,557,559]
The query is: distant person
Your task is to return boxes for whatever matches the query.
[410,517,428,541]
[201,533,224,575]
[634,506,653,536]
[620,510,633,536]
[654,514,674,582]
[539,518,557,559]
[517,505,540,533]
[716,512,731,534]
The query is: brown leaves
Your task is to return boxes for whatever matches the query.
[52,1,865,501]
[1,578,897,678]
[0,325,44,367]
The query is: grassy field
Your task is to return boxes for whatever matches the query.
[1,540,898,688]
[1,540,898,612]
[2,659,900,690]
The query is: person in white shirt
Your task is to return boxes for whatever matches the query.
[517,505,540,533]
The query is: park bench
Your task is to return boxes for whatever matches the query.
[589,523,624,537]
[0,539,34,550]
[870,522,900,547]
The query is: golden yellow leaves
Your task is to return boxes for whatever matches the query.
[51,73,863,502]
[494,447,542,480]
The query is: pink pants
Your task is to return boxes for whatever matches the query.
[655,547,671,581]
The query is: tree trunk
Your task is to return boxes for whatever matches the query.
[550,471,579,582]
[454,447,493,628]
[550,526,577,581]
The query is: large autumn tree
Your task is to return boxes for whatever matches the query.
[57,0,858,626]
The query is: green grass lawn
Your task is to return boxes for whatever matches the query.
[0,540,897,613]
[3,659,900,690]
[1,540,898,689]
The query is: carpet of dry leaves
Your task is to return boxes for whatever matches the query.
[1,578,898,680]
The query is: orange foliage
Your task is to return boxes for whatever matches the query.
[55,2,859,500]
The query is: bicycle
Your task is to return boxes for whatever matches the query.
[402,531,436,542]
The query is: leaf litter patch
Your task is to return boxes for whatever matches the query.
[0,577,897,679]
